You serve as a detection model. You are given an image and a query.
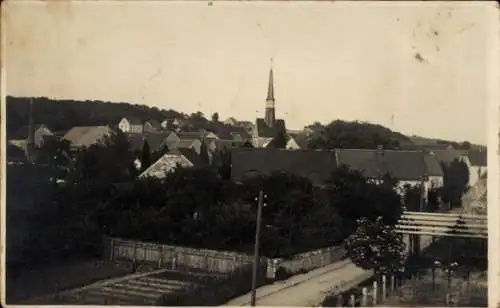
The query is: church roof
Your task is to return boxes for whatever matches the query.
[255,118,286,138]
[266,67,275,101]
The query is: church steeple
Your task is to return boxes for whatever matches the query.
[264,58,275,128]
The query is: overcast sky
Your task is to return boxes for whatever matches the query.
[4,1,496,144]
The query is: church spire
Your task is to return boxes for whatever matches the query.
[264,58,276,128]
[266,58,275,102]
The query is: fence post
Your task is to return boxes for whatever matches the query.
[108,238,114,263]
[349,294,355,307]
[361,287,368,307]
[391,274,395,293]
[382,275,387,302]
[158,245,163,268]
[133,242,138,263]
[172,254,178,270]
[372,280,378,305]
[336,294,343,307]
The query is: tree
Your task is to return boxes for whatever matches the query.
[345,217,406,276]
[324,165,404,235]
[308,120,407,150]
[402,184,422,211]
[270,129,288,149]
[151,144,169,163]
[211,112,219,123]
[199,142,210,165]
[441,159,470,207]
[141,140,152,170]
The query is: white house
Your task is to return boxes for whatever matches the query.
[460,150,487,188]
[118,117,143,134]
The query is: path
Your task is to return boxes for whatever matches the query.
[223,259,372,307]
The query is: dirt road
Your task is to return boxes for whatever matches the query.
[224,259,373,307]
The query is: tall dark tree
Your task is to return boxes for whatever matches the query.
[211,112,219,123]
[441,159,470,207]
[141,140,152,170]
[271,129,288,149]
[199,141,210,165]
[151,144,169,163]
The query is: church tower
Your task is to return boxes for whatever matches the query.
[264,60,275,128]
[25,98,35,163]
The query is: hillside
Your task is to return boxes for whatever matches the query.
[7,96,480,150]
[6,96,186,136]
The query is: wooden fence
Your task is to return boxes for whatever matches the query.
[105,237,258,273]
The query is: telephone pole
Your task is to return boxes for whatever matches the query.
[250,190,264,306]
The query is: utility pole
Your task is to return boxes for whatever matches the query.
[250,190,264,307]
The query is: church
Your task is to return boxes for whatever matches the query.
[251,63,287,148]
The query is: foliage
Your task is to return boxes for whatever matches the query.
[140,140,152,171]
[270,129,288,149]
[211,112,219,123]
[324,165,403,234]
[402,184,422,211]
[345,217,406,275]
[151,144,169,163]
[307,120,409,150]
[199,142,210,165]
[6,96,185,136]
[441,159,470,206]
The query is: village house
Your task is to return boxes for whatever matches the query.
[161,117,183,129]
[460,149,487,188]
[285,134,309,150]
[127,131,175,153]
[139,148,205,179]
[62,126,114,150]
[9,124,54,149]
[118,117,143,134]
[423,152,445,189]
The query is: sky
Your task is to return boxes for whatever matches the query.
[3,1,496,145]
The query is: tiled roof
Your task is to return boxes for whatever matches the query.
[423,153,444,176]
[11,124,51,140]
[255,118,286,138]
[335,149,428,181]
[231,148,338,186]
[431,149,466,165]
[466,150,487,166]
[62,126,113,148]
[145,119,162,129]
[140,148,203,179]
[123,117,142,125]
[127,131,173,152]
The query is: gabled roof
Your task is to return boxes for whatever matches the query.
[176,138,199,149]
[231,148,338,186]
[255,118,286,138]
[423,153,444,176]
[11,124,51,140]
[122,117,142,125]
[169,148,204,167]
[145,119,162,129]
[63,126,113,148]
[288,134,309,149]
[213,139,244,151]
[335,149,428,181]
[431,149,467,165]
[466,150,487,167]
[127,131,173,152]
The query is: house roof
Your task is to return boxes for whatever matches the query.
[335,149,428,181]
[145,119,162,129]
[178,131,206,140]
[62,126,113,148]
[139,151,195,179]
[169,148,204,166]
[128,131,173,152]
[289,133,309,149]
[431,149,466,165]
[176,138,198,149]
[466,150,487,166]
[123,117,142,125]
[11,124,51,140]
[213,139,244,151]
[423,153,444,176]
[255,118,286,138]
[231,148,338,186]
